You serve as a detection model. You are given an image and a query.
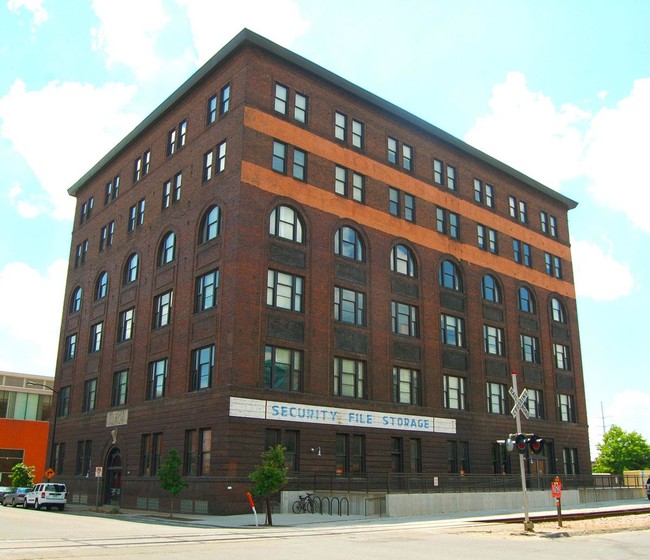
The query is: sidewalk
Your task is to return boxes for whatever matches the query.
[64,498,650,529]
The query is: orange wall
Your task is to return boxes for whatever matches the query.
[0,419,49,482]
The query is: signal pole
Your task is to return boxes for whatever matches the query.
[509,371,534,532]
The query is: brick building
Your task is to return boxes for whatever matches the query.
[53,29,590,514]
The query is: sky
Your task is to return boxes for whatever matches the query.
[1,0,648,459]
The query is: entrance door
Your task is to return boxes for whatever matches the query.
[105,448,122,507]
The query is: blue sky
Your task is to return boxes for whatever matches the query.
[1,0,648,458]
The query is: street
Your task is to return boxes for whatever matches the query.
[1,505,649,560]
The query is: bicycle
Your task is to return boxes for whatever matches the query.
[292,492,315,513]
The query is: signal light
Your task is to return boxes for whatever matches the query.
[528,434,544,455]
[504,437,515,452]
[514,433,528,454]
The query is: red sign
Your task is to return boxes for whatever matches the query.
[551,477,562,498]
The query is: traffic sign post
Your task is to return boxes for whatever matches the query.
[510,371,534,532]
[94,466,103,510]
[551,477,563,527]
[45,468,55,480]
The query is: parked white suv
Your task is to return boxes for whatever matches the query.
[25,483,67,511]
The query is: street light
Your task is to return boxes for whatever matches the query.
[26,382,59,474]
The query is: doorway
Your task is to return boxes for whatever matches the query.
[104,447,122,507]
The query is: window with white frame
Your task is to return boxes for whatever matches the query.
[444,375,466,410]
[393,367,421,405]
[267,269,304,312]
[486,382,507,414]
[333,357,365,398]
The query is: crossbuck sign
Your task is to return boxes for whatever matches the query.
[509,387,529,419]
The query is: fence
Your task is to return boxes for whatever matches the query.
[285,472,646,495]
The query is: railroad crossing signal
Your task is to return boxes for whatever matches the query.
[509,387,529,419]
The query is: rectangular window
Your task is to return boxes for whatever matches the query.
[527,388,543,419]
[392,367,421,405]
[335,166,347,196]
[334,112,346,141]
[292,148,306,181]
[82,379,97,413]
[272,140,287,173]
[544,253,563,278]
[443,375,466,410]
[216,141,227,173]
[274,83,288,114]
[474,179,484,203]
[404,193,415,222]
[173,172,182,201]
[389,187,400,216]
[195,269,219,312]
[64,333,77,362]
[111,370,128,407]
[391,301,419,337]
[220,83,230,115]
[352,119,364,148]
[558,394,576,422]
[202,150,214,182]
[478,225,498,253]
[485,184,494,207]
[441,314,464,347]
[133,156,142,183]
[334,286,365,326]
[57,386,71,417]
[483,325,505,355]
[153,290,173,328]
[520,334,540,363]
[549,215,558,237]
[352,172,364,202]
[89,321,103,353]
[447,440,470,474]
[553,343,571,370]
[333,357,365,399]
[99,225,107,251]
[446,165,456,191]
[509,195,528,222]
[184,428,212,476]
[146,359,168,400]
[402,144,413,171]
[391,437,404,473]
[433,159,443,184]
[74,240,88,268]
[190,345,214,391]
[540,211,548,234]
[104,176,119,205]
[519,200,528,223]
[436,207,460,239]
[207,93,217,124]
[336,433,366,475]
[140,432,162,476]
[167,120,186,156]
[410,439,422,473]
[264,345,302,391]
[267,269,303,312]
[294,92,307,123]
[487,382,507,414]
[75,440,92,476]
[493,442,511,474]
[387,136,398,164]
[128,199,145,231]
[117,308,134,342]
[563,447,579,474]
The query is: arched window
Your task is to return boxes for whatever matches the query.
[199,205,221,244]
[518,286,536,314]
[69,286,82,313]
[551,297,567,323]
[481,275,501,303]
[270,205,304,243]
[158,232,176,266]
[439,260,463,291]
[123,253,139,285]
[390,244,417,277]
[334,226,364,262]
[94,271,108,300]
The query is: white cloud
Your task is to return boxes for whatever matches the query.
[582,78,650,233]
[91,0,171,80]
[466,73,650,234]
[571,238,634,301]
[0,259,67,376]
[7,0,48,28]
[465,71,588,190]
[0,78,139,220]
[176,0,310,66]
[8,181,40,218]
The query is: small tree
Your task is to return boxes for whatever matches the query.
[593,425,650,474]
[158,449,189,517]
[249,445,288,526]
[9,463,35,488]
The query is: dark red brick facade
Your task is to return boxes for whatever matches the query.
[52,30,590,514]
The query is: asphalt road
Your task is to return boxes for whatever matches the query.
[1,503,649,560]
